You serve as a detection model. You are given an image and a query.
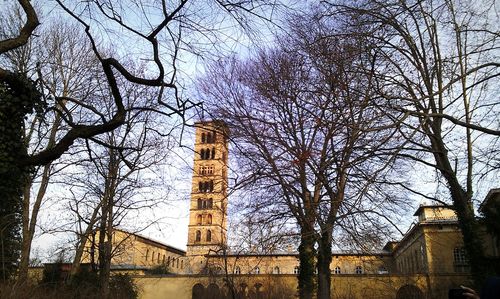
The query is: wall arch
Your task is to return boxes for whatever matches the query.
[396,284,424,299]
[206,283,220,299]
[192,283,205,299]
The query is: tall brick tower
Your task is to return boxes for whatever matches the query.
[186,121,229,256]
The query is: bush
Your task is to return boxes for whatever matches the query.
[145,263,170,275]
[109,273,139,299]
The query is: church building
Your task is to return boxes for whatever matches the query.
[79,120,500,299]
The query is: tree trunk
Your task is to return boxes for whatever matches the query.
[298,230,315,299]
[69,204,101,281]
[430,131,491,286]
[98,201,110,299]
[317,229,332,299]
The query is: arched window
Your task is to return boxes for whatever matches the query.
[208,198,213,209]
[195,230,201,242]
[151,251,155,261]
[211,147,215,159]
[209,180,214,192]
[197,198,202,209]
[177,259,179,268]
[197,215,202,225]
[162,255,165,264]
[334,266,341,274]
[145,249,149,261]
[207,214,212,224]
[294,266,300,274]
[200,149,205,160]
[181,260,184,269]
[234,266,241,274]
[201,132,206,143]
[206,230,212,242]
[355,266,363,274]
[167,256,171,266]
[202,200,207,209]
[198,182,203,192]
[254,267,260,274]
[273,266,280,274]
[206,132,212,143]
[203,181,209,192]
[157,252,160,263]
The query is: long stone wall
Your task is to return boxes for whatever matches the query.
[134,273,471,299]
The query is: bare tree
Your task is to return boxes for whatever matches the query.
[198,14,408,298]
[324,0,500,285]
[0,0,284,283]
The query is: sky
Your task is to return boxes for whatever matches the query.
[5,0,497,262]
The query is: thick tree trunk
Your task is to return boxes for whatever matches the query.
[298,230,316,299]
[317,229,332,299]
[430,132,491,286]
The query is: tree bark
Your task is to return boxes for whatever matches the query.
[317,229,332,299]
[298,230,315,299]
[429,127,491,286]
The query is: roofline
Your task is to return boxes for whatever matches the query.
[413,205,452,216]
[392,220,459,253]
[207,252,392,258]
[114,228,186,256]
[479,188,500,212]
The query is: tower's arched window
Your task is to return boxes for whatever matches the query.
[355,266,363,274]
[212,132,216,143]
[202,200,207,209]
[211,147,215,159]
[206,230,212,242]
[209,180,214,192]
[334,266,341,274]
[200,149,205,160]
[294,266,300,274]
[208,198,213,209]
[197,215,202,225]
[198,182,203,192]
[201,132,206,143]
[195,230,201,242]
[207,214,213,224]
[206,132,212,143]
[197,198,202,209]
[234,266,241,275]
[254,267,260,274]
[273,266,280,274]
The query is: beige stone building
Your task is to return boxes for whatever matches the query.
[79,121,500,299]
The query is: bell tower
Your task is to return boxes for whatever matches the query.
[186,120,229,256]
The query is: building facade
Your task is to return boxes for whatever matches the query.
[77,121,499,299]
